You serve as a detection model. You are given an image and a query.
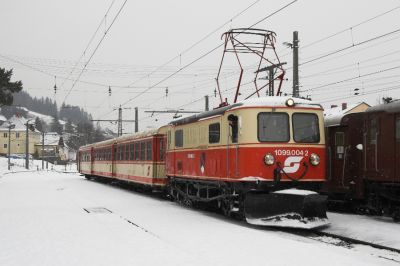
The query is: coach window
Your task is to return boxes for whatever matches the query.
[293,113,320,143]
[146,141,152,160]
[175,129,183,147]
[258,112,289,142]
[130,144,134,160]
[125,144,129,161]
[159,138,165,161]
[140,141,146,160]
[396,118,400,141]
[135,142,140,160]
[370,119,377,144]
[209,123,220,144]
[335,132,345,159]
[4,133,7,138]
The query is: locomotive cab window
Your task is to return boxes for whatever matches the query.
[396,118,400,141]
[175,129,183,147]
[258,112,289,142]
[293,113,320,143]
[228,114,238,143]
[209,123,220,144]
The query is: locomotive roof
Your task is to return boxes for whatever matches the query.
[79,129,159,150]
[366,100,400,113]
[171,96,321,126]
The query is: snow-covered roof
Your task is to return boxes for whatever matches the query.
[0,115,40,133]
[0,114,6,122]
[36,133,61,146]
[232,96,322,110]
[324,102,370,127]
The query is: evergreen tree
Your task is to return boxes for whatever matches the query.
[35,117,44,132]
[65,119,74,133]
[0,68,23,106]
[50,115,63,134]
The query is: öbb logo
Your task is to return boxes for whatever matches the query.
[281,156,303,173]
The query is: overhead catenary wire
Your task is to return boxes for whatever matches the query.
[302,5,400,50]
[62,0,128,104]
[58,0,117,91]
[299,28,400,66]
[301,65,400,93]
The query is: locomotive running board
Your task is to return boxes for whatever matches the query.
[244,189,329,229]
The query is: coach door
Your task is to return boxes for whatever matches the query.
[396,116,400,179]
[327,127,346,186]
[365,117,379,176]
[112,144,117,177]
[90,147,94,175]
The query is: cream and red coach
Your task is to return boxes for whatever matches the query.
[78,97,328,228]
[78,130,166,187]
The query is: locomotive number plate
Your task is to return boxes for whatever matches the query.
[274,149,309,156]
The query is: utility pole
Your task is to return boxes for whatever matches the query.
[117,106,122,137]
[7,123,15,171]
[256,62,286,96]
[25,122,29,169]
[42,131,45,170]
[292,31,299,98]
[134,107,139,133]
[205,95,209,111]
[25,119,33,170]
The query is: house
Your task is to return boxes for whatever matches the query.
[0,116,41,156]
[34,133,76,163]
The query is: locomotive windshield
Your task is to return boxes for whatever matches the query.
[292,113,320,143]
[258,113,290,142]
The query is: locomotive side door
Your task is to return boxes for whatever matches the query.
[396,116,400,179]
[227,114,239,178]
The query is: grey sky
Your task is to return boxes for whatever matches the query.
[1,0,399,132]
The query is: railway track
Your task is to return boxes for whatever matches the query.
[281,228,400,263]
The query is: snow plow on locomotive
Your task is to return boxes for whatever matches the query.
[78,97,329,229]
[322,100,400,221]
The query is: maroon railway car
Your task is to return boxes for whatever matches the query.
[322,100,400,220]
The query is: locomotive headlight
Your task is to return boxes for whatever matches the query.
[285,98,295,107]
[264,153,275,165]
[309,153,320,166]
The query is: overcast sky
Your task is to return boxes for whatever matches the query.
[1,0,399,132]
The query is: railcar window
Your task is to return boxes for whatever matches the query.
[370,119,377,144]
[258,113,289,142]
[293,113,320,143]
[396,118,400,141]
[175,129,183,147]
[140,141,146,160]
[125,144,129,161]
[130,144,134,160]
[209,123,220,144]
[160,138,165,161]
[146,141,152,160]
[135,142,140,160]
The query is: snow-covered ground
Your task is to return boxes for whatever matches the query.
[1,158,399,266]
